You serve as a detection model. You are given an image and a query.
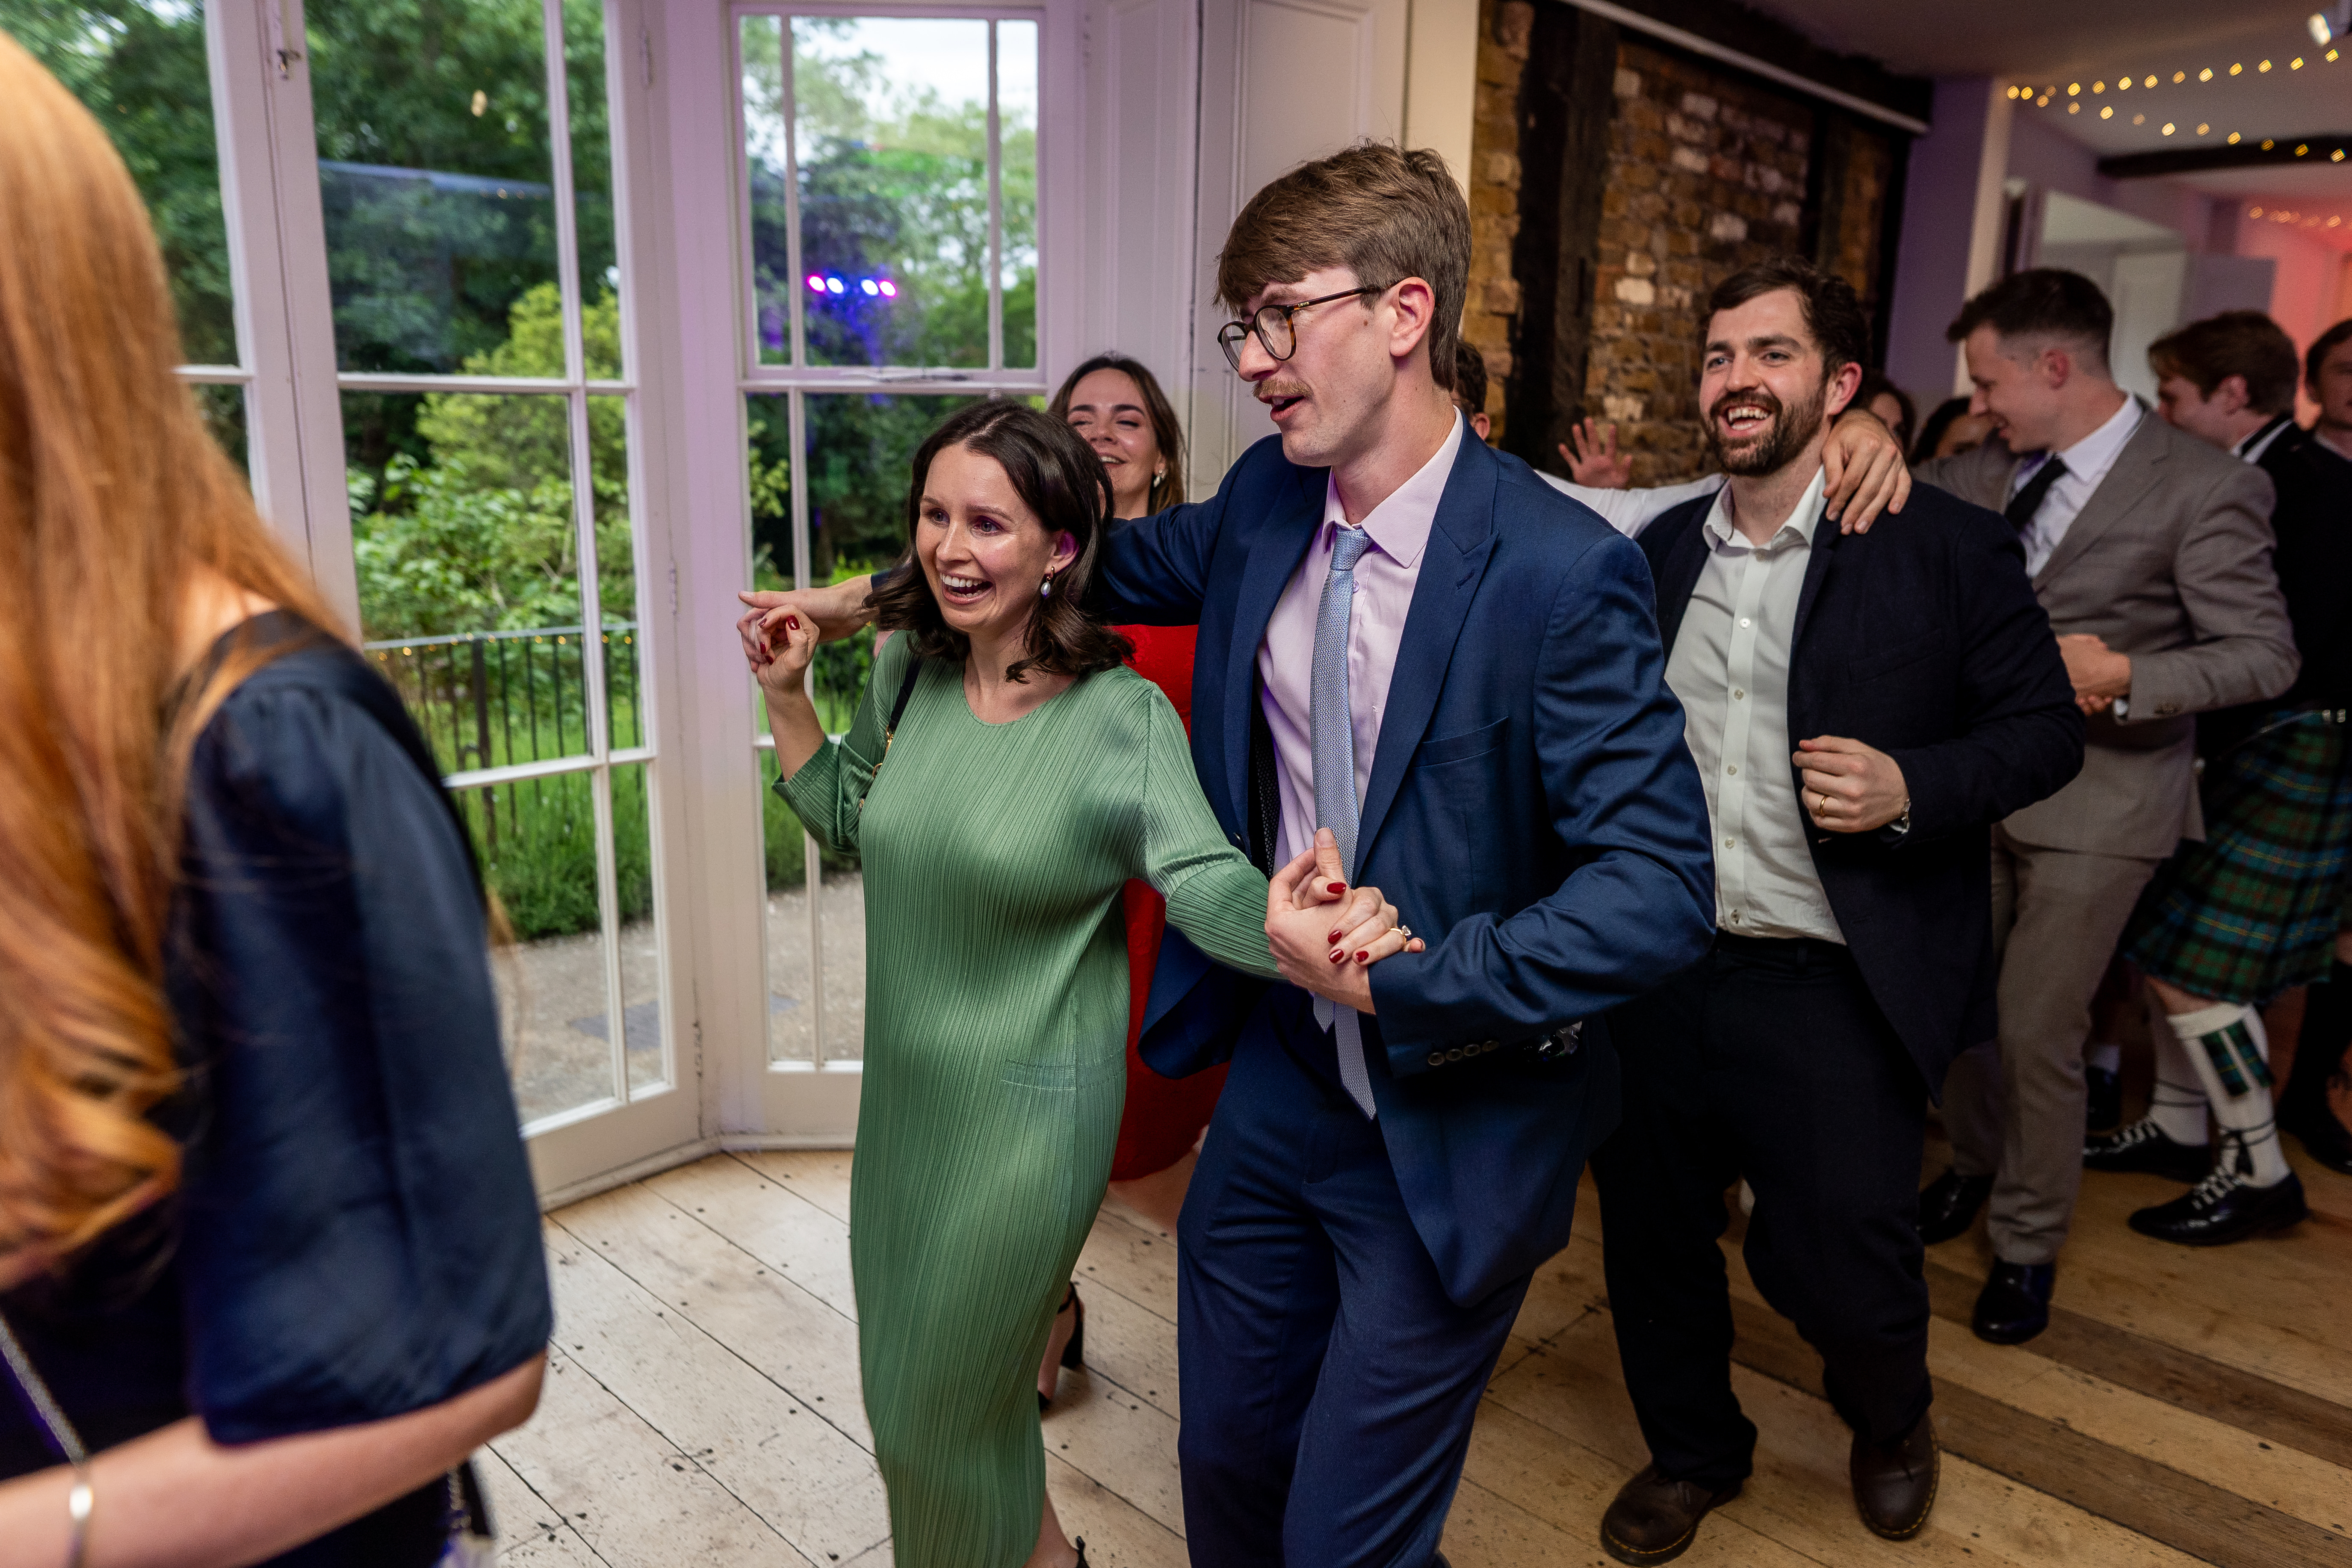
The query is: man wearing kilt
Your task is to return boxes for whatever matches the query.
[2088,312,2352,1242]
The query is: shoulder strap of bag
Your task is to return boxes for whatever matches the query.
[858,655,924,812]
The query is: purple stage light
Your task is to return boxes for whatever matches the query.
[805,275,824,293]
[859,278,880,296]
[825,277,845,295]
[878,280,898,298]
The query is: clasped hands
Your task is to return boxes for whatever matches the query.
[2057,633,2131,716]
[1267,827,1425,1016]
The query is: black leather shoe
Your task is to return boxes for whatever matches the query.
[1916,1167,1992,1244]
[1852,1414,1939,1540]
[2130,1167,2308,1246]
[2083,1117,2211,1182]
[1971,1261,2056,1345]
[2282,1104,2352,1176]
[1600,1464,1742,1564]
[2085,1063,2123,1134]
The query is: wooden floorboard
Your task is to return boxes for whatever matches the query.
[495,1152,2352,1566]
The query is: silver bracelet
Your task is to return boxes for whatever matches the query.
[65,1469,93,1568]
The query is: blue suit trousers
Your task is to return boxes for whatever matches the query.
[1176,1037,1530,1568]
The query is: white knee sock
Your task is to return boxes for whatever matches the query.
[2165,1002,2290,1186]
[2148,1025,2210,1146]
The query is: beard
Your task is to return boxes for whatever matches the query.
[1703,378,1828,477]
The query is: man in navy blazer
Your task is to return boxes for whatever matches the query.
[747,145,1715,1568]
[1590,259,2083,1563]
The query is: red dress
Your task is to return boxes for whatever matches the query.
[1109,623,1230,1180]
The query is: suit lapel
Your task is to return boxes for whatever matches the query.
[1651,512,1711,658]
[1354,442,1499,871]
[1221,463,1324,824]
[2035,404,2165,589]
[1790,520,1842,654]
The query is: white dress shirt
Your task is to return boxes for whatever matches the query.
[2234,413,2293,465]
[1541,470,1723,539]
[1257,414,1465,868]
[1665,467,1844,943]
[2008,394,2142,576]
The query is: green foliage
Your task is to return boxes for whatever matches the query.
[352,283,632,640]
[461,768,652,941]
[4,0,237,365]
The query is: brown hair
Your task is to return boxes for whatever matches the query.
[1855,369,1915,452]
[1947,268,2113,374]
[1047,351,1188,513]
[1705,256,1873,379]
[2148,311,2299,415]
[1215,142,1470,393]
[2306,317,2352,390]
[0,37,340,1264]
[866,400,1133,683]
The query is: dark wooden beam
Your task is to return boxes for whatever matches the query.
[1575,0,1931,125]
[1502,3,1618,475]
[2099,135,2352,180]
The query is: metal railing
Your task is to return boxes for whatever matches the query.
[363,621,644,780]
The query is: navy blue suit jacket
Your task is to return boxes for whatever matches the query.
[1109,428,1716,1305]
[1636,483,2084,1093]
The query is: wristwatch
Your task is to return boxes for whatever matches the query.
[1889,799,1912,837]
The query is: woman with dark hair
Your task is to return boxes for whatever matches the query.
[1911,393,1997,464]
[747,399,1410,1568]
[0,36,547,1565]
[1038,353,1209,1401]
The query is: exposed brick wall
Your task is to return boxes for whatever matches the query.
[1587,41,1812,485]
[1463,0,1532,439]
[1472,24,1907,481]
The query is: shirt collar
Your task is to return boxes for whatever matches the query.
[2235,413,2294,463]
[2048,392,2142,480]
[1701,464,1828,553]
[1318,411,1465,569]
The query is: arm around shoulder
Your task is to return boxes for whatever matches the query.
[1368,531,1716,1063]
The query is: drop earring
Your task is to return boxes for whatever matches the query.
[1040,574,1053,599]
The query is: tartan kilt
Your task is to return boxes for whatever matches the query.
[2123,709,2352,1004]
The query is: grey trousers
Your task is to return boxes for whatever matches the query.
[1943,825,2166,1265]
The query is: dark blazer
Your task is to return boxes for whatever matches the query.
[2253,420,2352,712]
[1636,483,2085,1091]
[1112,428,1717,1305]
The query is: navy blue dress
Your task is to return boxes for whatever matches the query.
[0,615,552,1563]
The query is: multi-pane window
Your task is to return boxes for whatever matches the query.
[735,10,1043,1066]
[313,0,664,1129]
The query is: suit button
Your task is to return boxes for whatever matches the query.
[1427,1051,1445,1067]
[1446,1047,1465,1062]
[1483,1040,1499,1053]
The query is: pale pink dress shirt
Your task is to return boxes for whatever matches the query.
[1256,414,1466,869]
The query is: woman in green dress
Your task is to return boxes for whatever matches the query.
[744,402,1409,1568]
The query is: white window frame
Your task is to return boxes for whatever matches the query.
[194,0,701,1200]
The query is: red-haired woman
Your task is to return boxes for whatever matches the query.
[0,36,547,1564]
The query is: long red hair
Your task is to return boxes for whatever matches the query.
[0,34,340,1263]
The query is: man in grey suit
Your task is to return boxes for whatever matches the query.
[1906,271,2298,1345]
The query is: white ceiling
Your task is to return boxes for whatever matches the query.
[1747,2,2352,206]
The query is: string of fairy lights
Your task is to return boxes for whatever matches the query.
[2004,39,2345,152]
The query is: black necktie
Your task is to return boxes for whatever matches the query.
[2005,455,2068,534]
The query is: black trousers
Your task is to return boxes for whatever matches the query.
[1591,933,1932,1488]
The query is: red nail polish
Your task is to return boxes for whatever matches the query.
[1354,951,1369,963]
[786,616,799,629]
[1327,882,1346,895]
[1327,930,1342,945]
[1329,951,1345,964]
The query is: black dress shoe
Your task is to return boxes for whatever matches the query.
[1852,1414,1939,1540]
[2083,1117,2211,1182]
[2282,1104,2352,1176]
[1916,1167,1992,1245]
[1971,1261,2056,1345]
[2130,1167,2308,1246]
[1600,1464,1742,1564]
[2085,1063,2123,1134]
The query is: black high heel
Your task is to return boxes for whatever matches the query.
[1038,1283,1084,1411]
[1073,1536,1090,1567]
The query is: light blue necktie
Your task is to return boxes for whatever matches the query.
[1311,525,1377,1117]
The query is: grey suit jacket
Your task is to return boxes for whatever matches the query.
[1914,404,2297,858]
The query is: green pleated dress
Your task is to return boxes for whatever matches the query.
[776,633,1277,1568]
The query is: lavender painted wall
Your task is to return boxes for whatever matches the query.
[1882,77,1999,409]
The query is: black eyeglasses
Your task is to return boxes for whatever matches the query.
[1216,283,1393,372]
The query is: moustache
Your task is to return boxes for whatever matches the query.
[1257,381,1311,405]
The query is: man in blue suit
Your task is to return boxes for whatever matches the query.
[748,143,1717,1567]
